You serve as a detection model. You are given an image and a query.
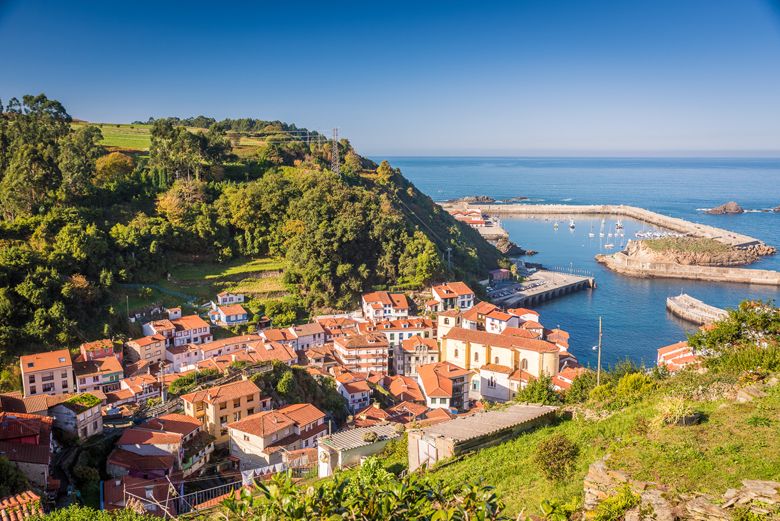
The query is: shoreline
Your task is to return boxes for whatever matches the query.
[440,202,765,248]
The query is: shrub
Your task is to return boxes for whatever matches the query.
[564,371,596,403]
[592,484,640,521]
[652,396,695,428]
[515,374,561,405]
[537,497,580,521]
[533,433,579,481]
[362,431,379,443]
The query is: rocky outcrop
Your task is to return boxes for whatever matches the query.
[624,239,774,267]
[584,457,780,520]
[495,237,532,256]
[773,205,780,213]
[706,201,744,214]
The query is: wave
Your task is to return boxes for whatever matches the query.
[561,198,573,202]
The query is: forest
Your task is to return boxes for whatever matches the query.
[0,94,501,375]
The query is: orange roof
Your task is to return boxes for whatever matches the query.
[388,400,429,418]
[180,379,260,405]
[362,291,410,309]
[20,349,72,373]
[228,403,324,437]
[509,369,535,383]
[172,314,210,331]
[218,304,247,316]
[247,341,297,364]
[118,428,182,445]
[479,363,514,374]
[501,327,539,339]
[507,308,539,317]
[424,408,455,421]
[486,310,514,322]
[122,373,158,394]
[0,491,43,521]
[521,320,544,330]
[431,282,474,299]
[382,375,424,402]
[657,340,689,356]
[443,327,558,353]
[462,301,500,322]
[354,404,392,426]
[359,317,433,333]
[290,322,326,337]
[400,336,439,353]
[74,356,123,378]
[280,403,326,426]
[141,413,202,436]
[417,362,472,398]
[262,328,298,342]
[80,339,114,352]
[128,334,166,347]
[334,333,389,350]
[200,334,262,353]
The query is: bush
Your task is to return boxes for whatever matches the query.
[651,396,695,428]
[515,374,561,405]
[592,484,640,521]
[533,433,579,482]
[564,371,596,404]
[591,372,656,410]
[362,431,379,443]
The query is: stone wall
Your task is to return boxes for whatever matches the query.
[597,252,780,286]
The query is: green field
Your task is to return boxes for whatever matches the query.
[114,257,287,314]
[72,122,153,151]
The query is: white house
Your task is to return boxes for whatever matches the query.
[50,393,104,440]
[358,317,435,349]
[335,372,372,413]
[474,364,514,402]
[416,362,473,412]
[217,292,245,306]
[143,313,212,348]
[360,291,411,320]
[430,282,475,312]
[208,304,249,326]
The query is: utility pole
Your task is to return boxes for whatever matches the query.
[331,128,339,174]
[446,247,452,273]
[596,316,603,386]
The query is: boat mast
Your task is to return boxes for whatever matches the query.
[596,316,603,386]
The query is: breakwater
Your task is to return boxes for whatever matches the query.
[596,252,780,286]
[666,293,728,325]
[441,202,764,248]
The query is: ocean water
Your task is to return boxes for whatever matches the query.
[380,157,780,367]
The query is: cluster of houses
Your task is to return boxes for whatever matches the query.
[9,279,704,518]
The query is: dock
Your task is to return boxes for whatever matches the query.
[492,269,595,307]
[440,202,764,248]
[666,293,728,325]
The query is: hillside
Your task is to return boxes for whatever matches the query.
[0,95,502,368]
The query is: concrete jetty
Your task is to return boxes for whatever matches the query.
[493,269,595,307]
[440,202,764,248]
[666,293,728,325]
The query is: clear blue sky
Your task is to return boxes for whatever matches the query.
[2,0,780,156]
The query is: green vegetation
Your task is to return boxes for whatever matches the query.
[32,505,159,521]
[221,457,507,520]
[167,368,221,395]
[0,94,499,362]
[65,392,102,409]
[252,361,349,423]
[533,433,579,481]
[0,455,29,497]
[643,236,730,253]
[592,484,640,521]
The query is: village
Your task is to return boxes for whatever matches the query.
[0,277,703,518]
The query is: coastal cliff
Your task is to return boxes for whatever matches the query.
[626,238,775,267]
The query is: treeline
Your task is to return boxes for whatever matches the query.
[0,94,500,361]
[134,115,324,140]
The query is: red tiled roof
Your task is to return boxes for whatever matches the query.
[362,291,410,309]
[461,301,500,322]
[141,413,202,437]
[382,375,425,402]
[80,339,114,352]
[128,334,166,347]
[417,362,471,398]
[181,379,260,405]
[0,491,43,521]
[172,314,210,331]
[443,327,559,353]
[334,333,389,350]
[480,363,514,374]
[74,356,123,378]
[507,308,539,317]
[118,428,183,446]
[108,448,175,472]
[218,304,247,316]
[19,349,72,373]
[400,336,439,353]
[431,282,474,299]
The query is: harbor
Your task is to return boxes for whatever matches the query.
[490,269,595,307]
[666,293,729,325]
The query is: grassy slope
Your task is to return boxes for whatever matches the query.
[643,237,730,253]
[424,379,780,517]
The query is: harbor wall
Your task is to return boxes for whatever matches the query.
[666,295,728,325]
[597,252,780,286]
[442,203,763,248]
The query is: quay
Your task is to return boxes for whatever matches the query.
[492,269,595,307]
[666,293,728,326]
[441,202,764,248]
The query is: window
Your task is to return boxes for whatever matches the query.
[243,434,250,441]
[220,415,228,424]
[521,359,528,370]
[473,352,479,362]
[219,403,227,410]
[61,371,68,378]
[29,386,36,394]
[233,412,241,421]
[454,349,459,358]
[494,356,499,364]
[92,421,98,431]
[93,376,99,382]
[487,377,496,389]
[443,318,449,325]
[233,399,241,408]
[28,375,35,383]
[247,395,254,402]
[247,408,254,415]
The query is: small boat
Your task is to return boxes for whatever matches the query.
[588,223,595,238]
[608,232,613,238]
[599,218,605,238]
[553,221,559,230]
[568,219,575,229]
[616,219,624,230]
[604,243,615,249]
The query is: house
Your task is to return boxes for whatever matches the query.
[113,374,160,405]
[396,336,440,377]
[0,412,53,488]
[460,301,501,330]
[380,375,425,403]
[657,341,701,373]
[507,308,540,323]
[484,310,521,334]
[140,413,215,477]
[407,404,557,472]
[303,344,340,373]
[333,333,390,374]
[475,364,515,402]
[74,355,123,393]
[111,427,184,477]
[508,369,535,397]
[315,316,361,342]
[208,304,249,326]
[102,474,184,516]
[166,343,204,373]
[199,334,262,363]
[50,393,103,440]
[0,490,43,521]
[360,291,410,320]
[19,349,74,398]
[317,424,401,478]
[181,379,269,444]
[416,362,473,412]
[358,317,435,349]
[430,282,475,312]
[228,403,326,469]
[440,327,560,381]
[489,268,512,282]
[217,292,245,306]
[335,372,372,413]
[436,310,462,339]
[545,328,571,351]
[79,339,122,362]
[143,313,212,348]
[552,367,589,392]
[287,322,326,351]
[353,401,437,427]
[125,334,167,364]
[196,341,296,373]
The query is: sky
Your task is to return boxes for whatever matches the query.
[2,0,780,156]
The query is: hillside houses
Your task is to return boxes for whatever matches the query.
[142,311,212,348]
[361,291,411,319]
[429,282,476,312]
[19,350,75,397]
[417,362,473,412]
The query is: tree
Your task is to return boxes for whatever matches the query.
[156,179,208,228]
[0,455,29,497]
[57,125,103,200]
[515,374,560,405]
[94,152,134,188]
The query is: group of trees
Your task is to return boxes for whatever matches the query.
[0,93,497,362]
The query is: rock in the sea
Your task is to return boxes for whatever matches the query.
[462,195,496,204]
[773,205,780,213]
[706,201,744,215]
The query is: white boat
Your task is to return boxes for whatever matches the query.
[553,221,559,229]
[616,219,624,229]
[588,223,595,238]
[568,219,575,229]
[604,243,615,249]
[608,232,613,238]
[599,218,605,237]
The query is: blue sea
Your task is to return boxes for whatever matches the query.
[380,157,780,367]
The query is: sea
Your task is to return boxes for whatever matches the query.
[378,157,780,368]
